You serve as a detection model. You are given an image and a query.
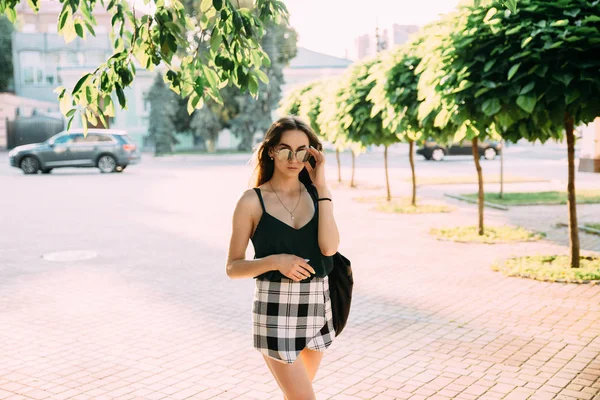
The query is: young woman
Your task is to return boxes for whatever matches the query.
[226,117,340,399]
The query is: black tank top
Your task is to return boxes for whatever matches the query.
[251,182,334,281]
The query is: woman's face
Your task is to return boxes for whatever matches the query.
[269,129,311,179]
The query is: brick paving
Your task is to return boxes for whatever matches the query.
[0,154,598,400]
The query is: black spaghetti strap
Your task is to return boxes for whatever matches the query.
[305,183,318,208]
[253,188,266,212]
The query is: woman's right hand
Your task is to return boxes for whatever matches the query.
[274,254,316,282]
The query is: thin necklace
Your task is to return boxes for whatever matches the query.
[268,181,302,221]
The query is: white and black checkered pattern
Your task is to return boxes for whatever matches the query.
[252,275,336,364]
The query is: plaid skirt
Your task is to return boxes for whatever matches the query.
[252,275,336,364]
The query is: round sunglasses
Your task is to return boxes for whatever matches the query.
[273,148,311,163]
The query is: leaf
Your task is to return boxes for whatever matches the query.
[66,109,76,118]
[85,86,92,104]
[555,73,573,87]
[248,76,259,97]
[115,84,126,108]
[484,60,496,73]
[85,22,96,36]
[210,33,222,52]
[507,63,521,80]
[496,111,514,129]
[484,8,498,23]
[551,19,569,27]
[200,0,212,12]
[254,69,268,84]
[505,25,522,35]
[565,90,580,105]
[81,112,88,137]
[72,73,91,95]
[454,123,468,143]
[104,96,115,117]
[516,95,536,114]
[213,0,223,10]
[203,66,219,89]
[503,0,518,13]
[583,15,600,24]
[563,8,580,18]
[59,93,72,115]
[521,36,533,48]
[520,82,535,95]
[482,98,501,116]
[74,21,84,38]
[475,87,492,98]
[59,9,69,30]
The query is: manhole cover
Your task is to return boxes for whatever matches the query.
[42,250,98,262]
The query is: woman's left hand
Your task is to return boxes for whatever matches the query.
[304,146,327,188]
[304,146,327,187]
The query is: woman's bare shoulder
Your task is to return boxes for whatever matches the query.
[235,188,262,214]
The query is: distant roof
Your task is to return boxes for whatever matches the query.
[288,47,353,69]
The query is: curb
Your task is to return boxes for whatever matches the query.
[556,222,600,236]
[444,194,509,211]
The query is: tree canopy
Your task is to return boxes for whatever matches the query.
[1,0,288,134]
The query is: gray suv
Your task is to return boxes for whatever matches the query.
[8,129,141,174]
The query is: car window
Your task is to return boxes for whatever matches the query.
[80,134,101,143]
[70,134,85,143]
[97,135,114,142]
[52,135,71,144]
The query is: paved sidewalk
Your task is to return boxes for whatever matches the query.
[0,159,599,400]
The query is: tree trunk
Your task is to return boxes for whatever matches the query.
[409,140,417,207]
[350,150,356,188]
[499,139,504,198]
[565,112,580,268]
[206,139,216,153]
[336,149,342,183]
[472,138,484,235]
[384,144,391,202]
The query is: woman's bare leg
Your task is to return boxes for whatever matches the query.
[262,354,316,400]
[298,348,324,382]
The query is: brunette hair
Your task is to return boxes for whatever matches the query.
[252,116,323,187]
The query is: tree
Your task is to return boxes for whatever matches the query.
[190,98,223,152]
[146,73,178,155]
[417,11,495,235]
[370,38,427,207]
[1,0,287,134]
[322,58,397,200]
[0,15,13,91]
[438,0,600,267]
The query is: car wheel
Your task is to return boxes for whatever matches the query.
[98,155,117,173]
[41,168,53,174]
[432,148,445,161]
[20,156,40,174]
[115,165,127,173]
[424,156,433,161]
[484,148,497,160]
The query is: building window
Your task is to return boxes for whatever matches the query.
[59,50,84,66]
[44,53,59,85]
[20,51,44,85]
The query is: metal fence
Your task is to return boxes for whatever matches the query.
[6,114,64,150]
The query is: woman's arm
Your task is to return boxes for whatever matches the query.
[226,190,280,279]
[314,184,340,256]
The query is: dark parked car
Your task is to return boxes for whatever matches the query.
[416,139,502,161]
[8,129,141,174]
